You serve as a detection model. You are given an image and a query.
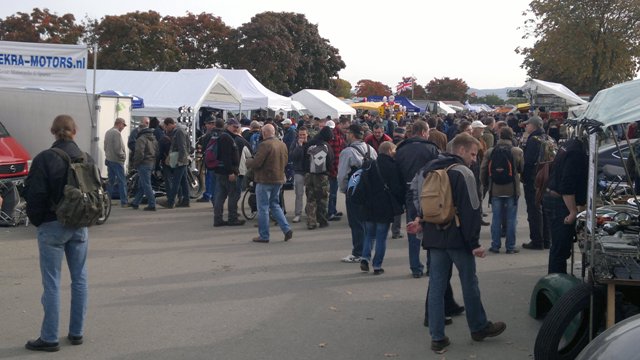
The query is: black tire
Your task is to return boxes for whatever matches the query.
[127,173,139,199]
[534,283,604,360]
[96,192,112,225]
[187,170,203,199]
[241,189,257,220]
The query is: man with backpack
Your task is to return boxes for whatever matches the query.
[24,115,98,351]
[408,133,506,353]
[480,127,524,254]
[337,124,377,263]
[395,120,439,278]
[303,126,334,230]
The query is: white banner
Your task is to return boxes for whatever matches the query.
[0,41,88,91]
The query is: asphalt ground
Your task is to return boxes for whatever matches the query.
[0,188,550,360]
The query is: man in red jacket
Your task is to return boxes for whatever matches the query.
[364,124,392,152]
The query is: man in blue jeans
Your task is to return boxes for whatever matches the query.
[408,133,506,353]
[130,125,159,211]
[246,124,293,243]
[24,115,89,352]
[104,117,128,206]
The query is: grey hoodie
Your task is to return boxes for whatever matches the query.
[337,140,377,193]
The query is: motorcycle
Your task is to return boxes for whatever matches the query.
[127,156,203,200]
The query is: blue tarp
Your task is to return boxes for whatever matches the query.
[100,90,145,109]
[366,96,422,113]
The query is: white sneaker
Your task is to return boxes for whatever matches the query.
[341,254,361,263]
[292,215,301,223]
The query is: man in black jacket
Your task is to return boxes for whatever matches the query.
[302,126,334,230]
[521,116,549,250]
[24,115,90,352]
[213,119,245,226]
[395,120,440,278]
[408,133,506,352]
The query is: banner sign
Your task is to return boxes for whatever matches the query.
[0,41,88,91]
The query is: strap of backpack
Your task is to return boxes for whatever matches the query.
[373,160,390,192]
[444,163,461,228]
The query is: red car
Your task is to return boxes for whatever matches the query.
[0,121,30,182]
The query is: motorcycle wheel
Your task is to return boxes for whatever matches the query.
[96,191,112,225]
[187,170,203,199]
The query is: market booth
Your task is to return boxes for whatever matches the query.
[292,89,356,119]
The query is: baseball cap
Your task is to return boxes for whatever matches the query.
[226,118,240,127]
[523,116,543,127]
[471,120,487,128]
[282,119,292,126]
[115,118,127,126]
[326,120,336,129]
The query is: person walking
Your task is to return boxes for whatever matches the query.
[104,117,128,207]
[24,115,91,352]
[246,124,293,243]
[130,124,159,211]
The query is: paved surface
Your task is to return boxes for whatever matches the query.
[0,190,550,359]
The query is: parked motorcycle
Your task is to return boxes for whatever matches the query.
[127,162,203,200]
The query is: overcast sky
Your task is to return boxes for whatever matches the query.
[0,0,536,90]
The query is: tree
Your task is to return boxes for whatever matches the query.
[221,12,345,94]
[425,77,469,101]
[0,8,84,44]
[88,11,184,71]
[398,84,428,100]
[354,79,392,97]
[475,94,504,106]
[516,0,640,94]
[164,12,233,69]
[329,78,352,98]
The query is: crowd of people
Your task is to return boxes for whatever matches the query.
[20,107,589,353]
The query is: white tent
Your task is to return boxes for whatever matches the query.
[523,79,587,107]
[292,89,356,119]
[87,70,242,118]
[577,79,640,128]
[437,101,456,114]
[290,100,309,114]
[179,69,292,111]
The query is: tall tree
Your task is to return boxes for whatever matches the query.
[425,77,469,101]
[516,0,640,94]
[0,8,84,44]
[164,12,232,69]
[329,78,352,98]
[88,11,183,71]
[354,79,392,97]
[221,12,345,93]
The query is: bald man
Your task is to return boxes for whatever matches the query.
[246,124,293,243]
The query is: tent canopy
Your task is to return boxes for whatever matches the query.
[437,101,456,114]
[366,96,422,112]
[292,89,356,119]
[290,100,309,114]
[179,69,291,112]
[87,70,242,118]
[577,79,640,128]
[350,101,385,111]
[523,79,587,107]
[99,90,144,109]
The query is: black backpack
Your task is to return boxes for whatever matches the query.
[50,148,104,228]
[488,144,516,185]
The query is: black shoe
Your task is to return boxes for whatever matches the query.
[471,321,506,341]
[424,317,453,327]
[25,338,60,352]
[412,272,423,279]
[68,334,83,345]
[447,305,465,317]
[214,221,229,227]
[335,212,343,217]
[130,204,139,209]
[360,260,370,272]
[430,336,450,352]
[166,202,175,209]
[506,249,520,254]
[391,233,403,239]
[196,197,210,203]
[373,268,384,275]
[328,214,341,221]
[522,242,544,250]
[284,230,293,242]
[488,247,499,254]
[544,243,551,249]
[307,224,317,230]
[176,201,190,208]
[480,220,490,226]
[143,206,156,211]
[319,222,329,228]
[227,219,246,226]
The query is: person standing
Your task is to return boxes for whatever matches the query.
[355,141,404,275]
[408,133,506,352]
[521,116,549,250]
[337,124,378,263]
[303,126,334,230]
[130,124,159,211]
[246,124,293,243]
[213,119,245,226]
[544,137,588,274]
[395,120,439,278]
[24,115,91,352]
[196,117,218,203]
[327,119,348,221]
[289,126,308,223]
[480,127,523,254]
[364,124,392,152]
[426,117,448,152]
[163,118,190,209]
[127,117,149,173]
[104,117,128,207]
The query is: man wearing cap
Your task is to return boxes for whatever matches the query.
[521,116,550,250]
[213,119,245,226]
[282,119,297,150]
[104,118,129,207]
[196,117,223,203]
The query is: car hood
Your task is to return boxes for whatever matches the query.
[0,137,31,163]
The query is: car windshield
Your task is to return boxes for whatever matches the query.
[0,122,9,137]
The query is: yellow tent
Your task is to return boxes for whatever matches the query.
[350,102,385,115]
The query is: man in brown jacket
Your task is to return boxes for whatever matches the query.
[426,117,448,152]
[480,127,524,254]
[246,124,293,243]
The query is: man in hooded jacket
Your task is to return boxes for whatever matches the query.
[303,126,334,230]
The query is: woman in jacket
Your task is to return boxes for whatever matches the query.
[357,141,405,274]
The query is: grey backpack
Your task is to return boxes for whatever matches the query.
[307,144,329,174]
